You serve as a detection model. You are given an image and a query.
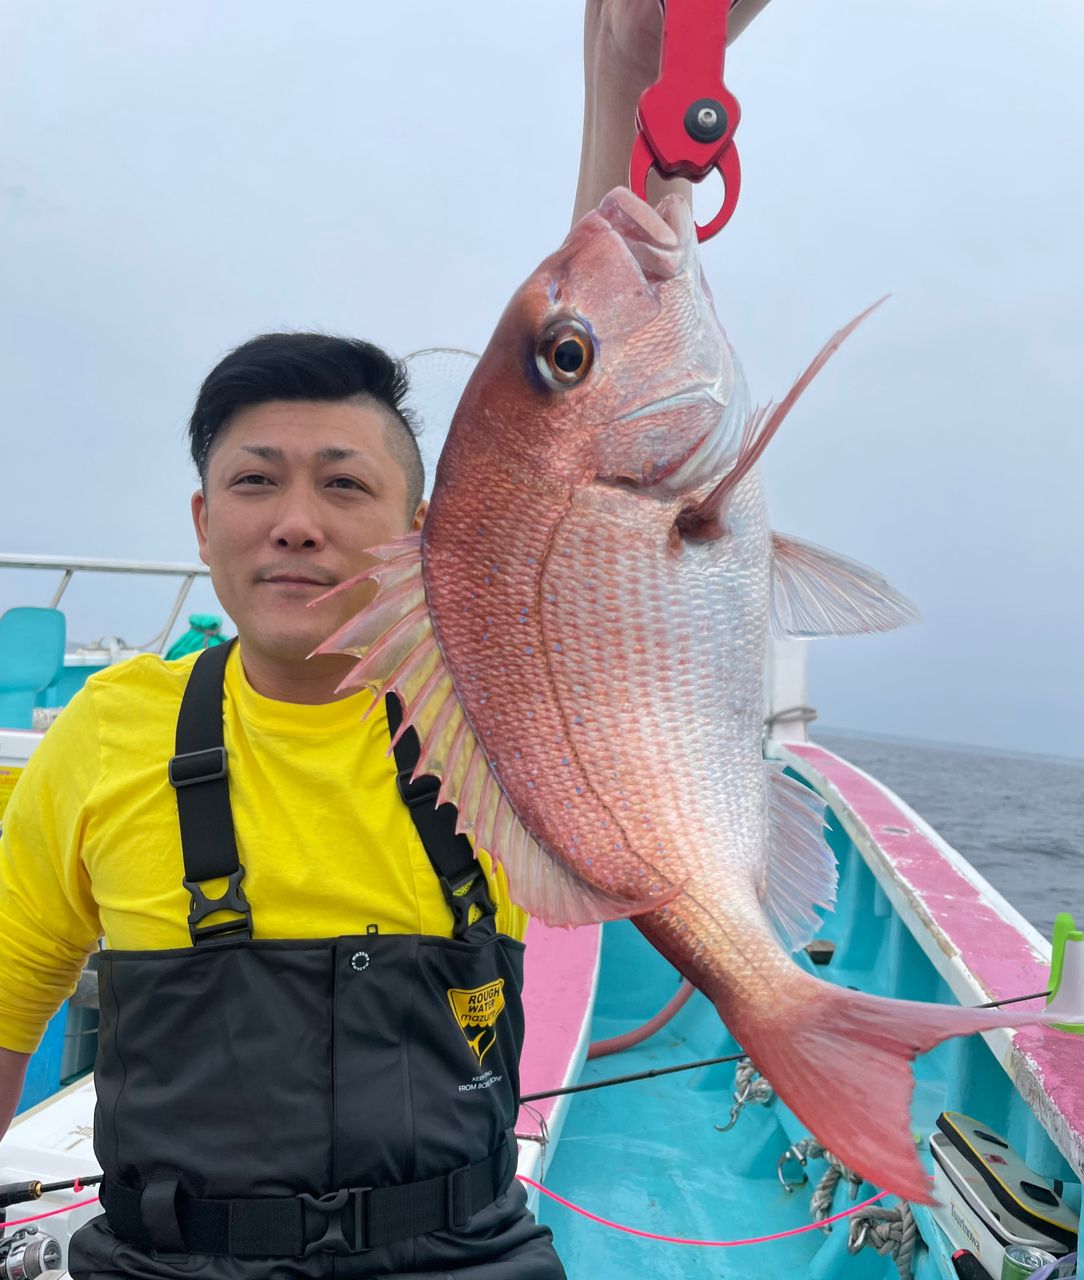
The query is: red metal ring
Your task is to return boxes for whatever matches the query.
[628,133,741,243]
[695,145,741,242]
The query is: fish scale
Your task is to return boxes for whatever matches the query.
[317,187,1063,1204]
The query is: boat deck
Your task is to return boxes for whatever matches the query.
[538,744,1081,1277]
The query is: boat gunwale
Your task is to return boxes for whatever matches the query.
[774,739,1083,1181]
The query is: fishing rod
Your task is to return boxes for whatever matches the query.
[520,988,1052,1104]
[520,1051,746,1104]
[0,1175,102,1209]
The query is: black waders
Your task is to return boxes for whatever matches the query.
[68,643,565,1279]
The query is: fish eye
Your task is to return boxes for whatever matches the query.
[535,319,594,388]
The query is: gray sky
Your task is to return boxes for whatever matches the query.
[2,1,1081,758]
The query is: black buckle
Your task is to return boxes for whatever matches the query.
[446,1164,472,1231]
[440,870,497,938]
[168,747,227,788]
[299,1187,370,1257]
[395,768,440,809]
[183,867,253,946]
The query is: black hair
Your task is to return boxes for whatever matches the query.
[187,332,424,514]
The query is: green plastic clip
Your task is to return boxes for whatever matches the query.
[1047,912,1084,1035]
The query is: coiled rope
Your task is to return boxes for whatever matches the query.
[847,1202,917,1280]
[779,1136,915,1277]
[715,1056,774,1131]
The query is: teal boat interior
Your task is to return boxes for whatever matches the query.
[536,795,1081,1278]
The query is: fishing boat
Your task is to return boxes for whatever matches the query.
[0,562,1080,1279]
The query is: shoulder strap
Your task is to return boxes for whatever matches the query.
[168,641,252,945]
[385,694,496,940]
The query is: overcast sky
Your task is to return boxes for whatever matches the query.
[2,1,1081,758]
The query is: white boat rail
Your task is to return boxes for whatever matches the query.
[0,554,212,655]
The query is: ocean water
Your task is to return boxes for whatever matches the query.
[815,730,1084,940]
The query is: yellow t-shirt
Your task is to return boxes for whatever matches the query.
[0,646,527,1054]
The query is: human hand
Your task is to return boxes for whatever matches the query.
[586,0,664,92]
[575,0,670,223]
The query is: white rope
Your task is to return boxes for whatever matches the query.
[847,1202,917,1280]
[715,1057,774,1131]
[778,1136,915,1276]
[791,1138,863,1227]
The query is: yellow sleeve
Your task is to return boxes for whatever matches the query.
[0,686,104,1053]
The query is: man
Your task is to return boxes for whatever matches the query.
[0,4,768,1275]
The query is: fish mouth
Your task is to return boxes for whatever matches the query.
[597,190,729,435]
[584,188,748,492]
[597,189,695,284]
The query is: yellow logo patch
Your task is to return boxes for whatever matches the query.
[447,979,505,1066]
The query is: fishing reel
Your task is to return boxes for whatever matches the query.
[0,1224,62,1279]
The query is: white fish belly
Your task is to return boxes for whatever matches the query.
[537,469,774,900]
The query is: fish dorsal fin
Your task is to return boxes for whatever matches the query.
[761,765,837,952]
[677,299,887,541]
[770,533,921,637]
[314,533,671,928]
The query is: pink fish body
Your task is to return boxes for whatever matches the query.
[319,190,1054,1203]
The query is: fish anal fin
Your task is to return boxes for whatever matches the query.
[771,533,921,638]
[761,766,837,952]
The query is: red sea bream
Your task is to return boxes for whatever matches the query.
[316,188,1056,1203]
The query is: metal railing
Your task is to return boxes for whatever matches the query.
[0,554,213,655]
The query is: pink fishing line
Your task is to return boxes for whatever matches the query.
[2,1180,896,1249]
[517,1174,889,1247]
[2,1194,100,1228]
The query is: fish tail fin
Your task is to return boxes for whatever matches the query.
[732,980,1047,1204]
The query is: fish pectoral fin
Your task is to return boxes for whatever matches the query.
[761,765,837,951]
[769,533,921,637]
[676,299,889,541]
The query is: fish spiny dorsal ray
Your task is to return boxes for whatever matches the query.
[312,533,681,928]
[676,297,889,542]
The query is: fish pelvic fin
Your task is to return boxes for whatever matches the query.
[770,533,921,637]
[761,766,837,952]
[732,977,1052,1204]
[676,298,888,541]
[312,533,675,928]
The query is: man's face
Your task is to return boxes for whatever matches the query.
[192,398,425,667]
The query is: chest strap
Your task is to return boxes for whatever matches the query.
[168,641,253,946]
[386,694,497,940]
[103,1137,514,1258]
[168,645,496,944]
